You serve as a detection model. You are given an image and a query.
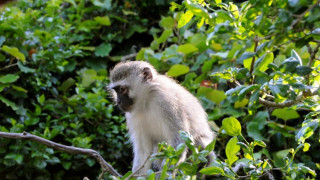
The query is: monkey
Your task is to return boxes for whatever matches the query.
[108,61,215,175]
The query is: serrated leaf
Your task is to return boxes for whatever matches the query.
[272,108,300,121]
[222,117,242,136]
[226,136,240,166]
[94,43,112,57]
[177,43,199,55]
[1,45,26,62]
[167,64,189,77]
[0,74,19,83]
[94,16,111,26]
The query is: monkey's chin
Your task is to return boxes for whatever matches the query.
[118,105,133,112]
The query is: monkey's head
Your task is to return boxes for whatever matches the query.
[108,61,157,112]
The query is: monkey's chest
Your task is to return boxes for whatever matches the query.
[126,112,170,142]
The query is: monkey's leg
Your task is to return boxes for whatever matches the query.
[132,137,153,175]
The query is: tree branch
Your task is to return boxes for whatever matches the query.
[0,131,122,178]
[258,89,319,108]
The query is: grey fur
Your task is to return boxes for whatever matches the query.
[109,61,215,175]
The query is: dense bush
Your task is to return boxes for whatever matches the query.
[0,0,320,179]
[0,0,171,179]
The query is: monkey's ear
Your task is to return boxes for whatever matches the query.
[142,67,153,81]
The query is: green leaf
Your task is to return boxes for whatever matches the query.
[177,43,199,55]
[0,74,19,83]
[206,89,227,104]
[167,64,189,77]
[253,140,266,147]
[0,95,19,111]
[92,0,111,10]
[0,36,5,46]
[94,16,111,26]
[1,45,26,62]
[178,10,194,28]
[291,49,302,65]
[272,108,300,121]
[222,117,242,136]
[311,28,320,35]
[226,136,240,166]
[156,29,173,44]
[38,94,45,105]
[33,159,47,169]
[303,143,310,152]
[234,98,248,108]
[94,43,112,57]
[17,61,35,73]
[160,16,175,29]
[280,57,300,73]
[58,78,75,92]
[200,166,224,175]
[254,52,273,73]
[185,0,210,18]
[295,66,313,76]
[12,85,28,93]
[82,69,97,87]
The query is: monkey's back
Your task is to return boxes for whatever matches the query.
[148,75,215,147]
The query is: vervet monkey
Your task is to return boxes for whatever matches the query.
[108,61,215,174]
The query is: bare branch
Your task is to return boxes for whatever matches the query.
[0,131,122,178]
[121,53,137,62]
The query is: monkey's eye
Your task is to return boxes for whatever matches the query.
[118,86,128,94]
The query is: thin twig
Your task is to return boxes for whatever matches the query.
[0,131,122,178]
[0,63,18,71]
[126,153,152,180]
[258,89,319,108]
[290,0,320,27]
[121,53,137,62]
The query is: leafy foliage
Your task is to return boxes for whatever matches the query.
[1,0,320,179]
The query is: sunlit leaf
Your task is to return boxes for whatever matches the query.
[94,16,111,26]
[0,74,19,83]
[222,117,241,136]
[167,64,189,77]
[226,136,240,166]
[1,45,26,62]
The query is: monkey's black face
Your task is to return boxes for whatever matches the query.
[113,85,134,112]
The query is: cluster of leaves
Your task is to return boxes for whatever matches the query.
[130,0,320,179]
[0,0,173,179]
